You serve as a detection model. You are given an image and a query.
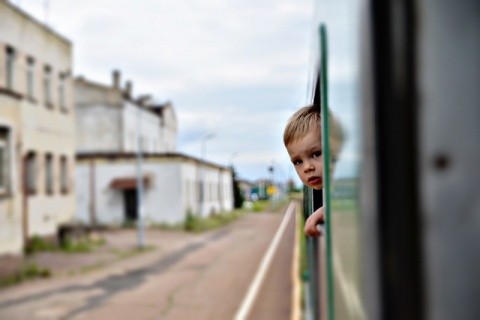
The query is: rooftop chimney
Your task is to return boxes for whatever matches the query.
[137,95,152,106]
[112,70,121,89]
[125,80,133,98]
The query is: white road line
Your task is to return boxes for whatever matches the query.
[234,202,296,320]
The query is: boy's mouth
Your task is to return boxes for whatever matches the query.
[308,176,322,185]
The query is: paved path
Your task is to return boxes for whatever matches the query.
[249,204,296,320]
[0,205,298,320]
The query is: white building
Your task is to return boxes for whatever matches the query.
[0,1,76,276]
[75,72,177,154]
[74,73,233,225]
[75,154,233,225]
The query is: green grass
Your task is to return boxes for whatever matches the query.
[0,264,51,288]
[297,207,308,311]
[184,210,245,232]
[298,212,308,278]
[252,198,289,213]
[331,198,358,212]
[252,200,270,212]
[25,234,106,255]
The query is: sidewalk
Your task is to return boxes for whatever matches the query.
[0,207,294,320]
[23,228,198,279]
[6,201,291,288]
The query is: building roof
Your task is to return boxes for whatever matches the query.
[2,0,72,45]
[76,151,231,171]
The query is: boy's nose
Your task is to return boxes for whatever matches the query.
[303,161,314,172]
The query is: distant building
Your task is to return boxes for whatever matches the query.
[74,73,233,225]
[76,153,233,225]
[75,72,177,154]
[0,1,76,276]
[237,179,254,202]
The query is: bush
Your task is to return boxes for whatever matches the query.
[25,236,57,254]
[0,264,51,288]
[184,211,244,232]
[25,234,106,255]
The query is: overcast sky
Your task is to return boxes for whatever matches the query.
[17,0,360,185]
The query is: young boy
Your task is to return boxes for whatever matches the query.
[283,104,343,237]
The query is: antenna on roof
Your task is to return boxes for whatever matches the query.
[44,0,49,25]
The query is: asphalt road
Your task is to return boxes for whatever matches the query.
[0,205,298,320]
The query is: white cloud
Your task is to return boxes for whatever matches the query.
[15,0,361,181]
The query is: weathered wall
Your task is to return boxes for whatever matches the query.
[76,157,183,225]
[0,96,23,258]
[122,101,162,153]
[160,105,177,152]
[199,165,233,216]
[75,156,233,225]
[0,1,76,238]
[75,104,122,153]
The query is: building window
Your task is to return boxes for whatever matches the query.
[43,65,52,107]
[198,180,202,202]
[25,152,36,194]
[58,73,66,110]
[45,153,53,194]
[143,138,148,152]
[0,128,10,195]
[60,156,68,193]
[5,47,15,90]
[26,57,35,100]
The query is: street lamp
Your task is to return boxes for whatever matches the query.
[200,133,216,216]
[229,151,239,168]
[269,159,275,210]
[201,133,216,162]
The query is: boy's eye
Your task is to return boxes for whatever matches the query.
[293,159,302,166]
[312,151,322,158]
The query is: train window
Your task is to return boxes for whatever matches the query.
[315,1,364,319]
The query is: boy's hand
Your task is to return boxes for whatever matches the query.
[304,206,325,237]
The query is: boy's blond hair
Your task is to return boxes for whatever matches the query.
[283,104,344,150]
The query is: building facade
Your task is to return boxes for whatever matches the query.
[0,1,76,275]
[75,73,233,225]
[75,154,233,226]
[75,72,177,155]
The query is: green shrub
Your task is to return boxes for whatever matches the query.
[184,210,244,233]
[25,234,106,255]
[0,264,51,288]
[252,200,270,212]
[25,236,57,254]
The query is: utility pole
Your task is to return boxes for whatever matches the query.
[136,104,145,248]
[200,133,215,217]
[269,164,274,210]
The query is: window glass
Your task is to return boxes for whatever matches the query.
[60,156,68,193]
[26,152,36,194]
[45,154,53,194]
[0,148,4,188]
[316,0,364,319]
[44,65,52,106]
[27,57,35,99]
[6,47,15,90]
[0,129,7,193]
[59,73,66,109]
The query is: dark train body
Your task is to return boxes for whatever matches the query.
[304,1,480,319]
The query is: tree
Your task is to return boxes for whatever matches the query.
[231,167,244,209]
[287,178,300,193]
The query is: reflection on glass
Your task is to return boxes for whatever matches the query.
[317,0,364,319]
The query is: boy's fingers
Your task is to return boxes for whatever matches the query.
[304,222,320,237]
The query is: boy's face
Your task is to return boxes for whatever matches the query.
[286,128,323,190]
